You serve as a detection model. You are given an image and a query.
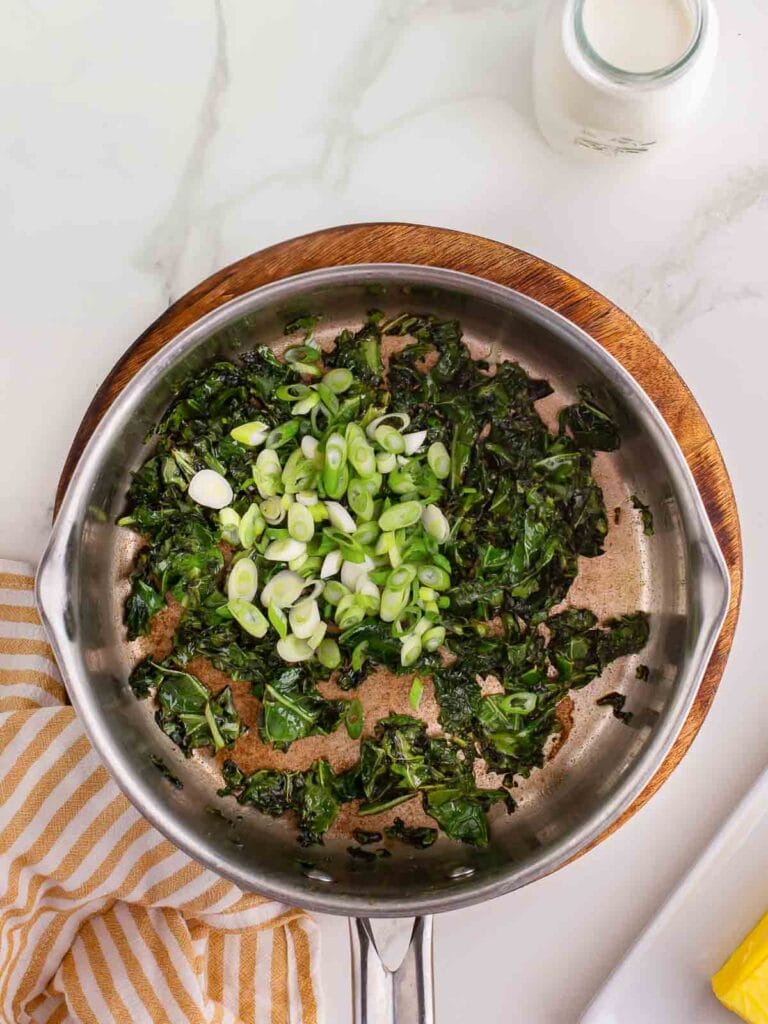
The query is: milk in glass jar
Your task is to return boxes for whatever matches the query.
[533,0,719,158]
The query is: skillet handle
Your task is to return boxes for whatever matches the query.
[349,916,434,1024]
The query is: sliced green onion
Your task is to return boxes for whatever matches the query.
[417,564,451,591]
[409,675,424,710]
[344,697,364,739]
[421,504,449,543]
[400,634,422,667]
[361,472,383,496]
[284,344,321,365]
[227,557,259,602]
[375,531,394,556]
[402,430,427,455]
[289,598,321,639]
[317,637,341,670]
[423,599,440,617]
[292,362,322,378]
[281,449,315,494]
[427,441,450,480]
[323,433,348,499]
[301,435,319,460]
[304,621,324,650]
[348,437,377,478]
[276,383,310,401]
[293,393,321,416]
[374,424,405,454]
[378,500,422,532]
[335,594,366,629]
[310,401,331,434]
[387,564,417,589]
[298,557,322,579]
[265,538,306,562]
[323,527,365,563]
[341,556,375,590]
[347,478,374,521]
[309,501,329,523]
[393,607,422,638]
[301,579,325,602]
[277,635,314,662]
[323,580,350,605]
[356,576,380,609]
[322,368,354,394]
[260,570,305,608]
[314,382,339,417]
[366,412,410,438]
[268,601,288,639]
[296,490,318,506]
[325,501,356,534]
[321,549,343,579]
[418,586,436,602]
[350,640,368,671]
[260,496,286,525]
[188,469,233,509]
[253,449,282,498]
[266,420,300,450]
[229,598,269,638]
[288,552,309,572]
[230,420,269,446]
[287,503,315,543]
[239,504,265,548]
[422,625,446,652]
[218,507,241,545]
[388,468,416,495]
[353,521,380,548]
[380,587,409,623]
[376,452,397,474]
[413,617,432,637]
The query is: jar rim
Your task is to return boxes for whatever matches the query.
[566,0,706,89]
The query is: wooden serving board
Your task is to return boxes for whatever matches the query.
[55,222,742,856]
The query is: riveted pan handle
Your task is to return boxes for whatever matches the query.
[349,916,434,1024]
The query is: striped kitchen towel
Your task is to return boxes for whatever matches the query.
[0,560,322,1024]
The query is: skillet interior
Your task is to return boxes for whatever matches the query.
[39,265,729,916]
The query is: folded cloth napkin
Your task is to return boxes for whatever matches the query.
[0,560,321,1024]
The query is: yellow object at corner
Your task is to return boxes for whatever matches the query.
[713,911,768,1022]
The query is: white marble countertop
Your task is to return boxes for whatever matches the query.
[2,1,765,1020]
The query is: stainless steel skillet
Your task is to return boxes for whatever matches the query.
[37,264,730,1022]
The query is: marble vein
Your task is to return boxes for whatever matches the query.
[196,0,537,235]
[138,0,230,306]
[611,163,768,343]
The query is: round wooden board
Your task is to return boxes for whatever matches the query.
[56,222,742,858]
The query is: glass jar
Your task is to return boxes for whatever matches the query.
[533,0,719,158]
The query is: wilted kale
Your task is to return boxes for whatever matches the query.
[432,607,649,782]
[348,845,391,861]
[385,817,438,849]
[631,495,655,536]
[559,385,621,452]
[119,309,650,850]
[596,692,633,724]
[220,757,357,846]
[151,664,244,756]
[358,714,513,846]
[353,828,383,845]
[260,666,345,750]
[149,755,182,790]
[324,319,384,386]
